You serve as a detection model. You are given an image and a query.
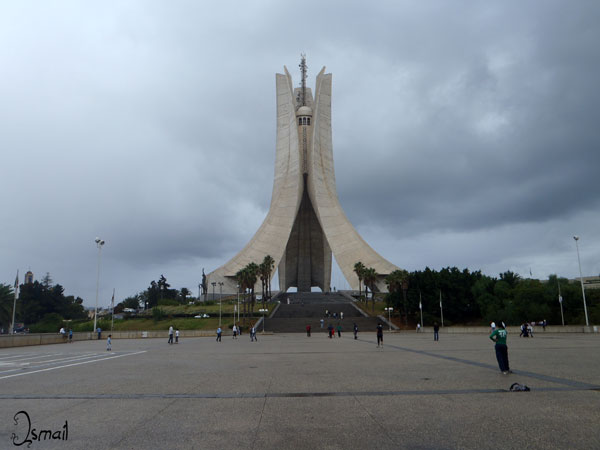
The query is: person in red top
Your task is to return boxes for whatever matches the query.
[306,324,311,337]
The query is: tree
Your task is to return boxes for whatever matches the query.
[385,269,409,323]
[362,267,378,312]
[180,288,191,303]
[245,262,259,314]
[263,255,275,300]
[354,262,365,302]
[0,283,15,331]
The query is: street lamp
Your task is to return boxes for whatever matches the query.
[218,282,224,327]
[93,237,105,335]
[384,307,393,331]
[236,284,240,324]
[259,308,268,333]
[573,236,589,326]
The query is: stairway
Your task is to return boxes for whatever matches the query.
[264,292,381,333]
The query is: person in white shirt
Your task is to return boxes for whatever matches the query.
[168,326,174,344]
[175,328,180,343]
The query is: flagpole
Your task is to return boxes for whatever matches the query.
[111,288,115,333]
[419,290,423,329]
[439,290,444,328]
[558,280,564,326]
[11,270,19,334]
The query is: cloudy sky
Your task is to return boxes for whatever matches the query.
[1,1,599,307]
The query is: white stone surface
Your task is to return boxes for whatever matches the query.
[207,64,400,293]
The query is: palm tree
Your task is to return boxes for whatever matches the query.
[385,269,409,324]
[362,267,378,312]
[245,262,259,315]
[353,262,365,302]
[258,261,268,309]
[263,255,275,300]
[236,268,250,324]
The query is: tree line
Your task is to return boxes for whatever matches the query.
[0,273,87,333]
[353,262,599,326]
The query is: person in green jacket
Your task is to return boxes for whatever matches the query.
[490,322,510,374]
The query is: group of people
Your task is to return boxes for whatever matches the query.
[167,326,180,344]
[216,325,257,342]
[324,309,344,320]
[59,327,73,343]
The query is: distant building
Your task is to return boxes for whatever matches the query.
[24,271,34,284]
[571,276,600,290]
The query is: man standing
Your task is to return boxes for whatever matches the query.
[433,322,439,341]
[353,323,358,340]
[250,326,257,342]
[489,322,510,374]
[336,324,342,338]
[216,327,222,342]
[97,327,102,340]
[168,326,174,344]
[306,324,311,337]
[376,323,383,348]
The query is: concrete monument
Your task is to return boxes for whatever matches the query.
[207,57,399,293]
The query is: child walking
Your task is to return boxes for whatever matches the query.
[107,334,112,351]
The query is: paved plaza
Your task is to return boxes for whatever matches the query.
[0,331,599,449]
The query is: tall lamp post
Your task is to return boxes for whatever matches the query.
[384,307,393,331]
[237,284,240,324]
[218,282,224,327]
[259,308,268,333]
[93,237,105,335]
[573,236,589,326]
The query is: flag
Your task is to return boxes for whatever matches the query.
[529,268,532,277]
[111,289,115,311]
[14,270,19,289]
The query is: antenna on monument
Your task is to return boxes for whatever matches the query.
[299,53,307,106]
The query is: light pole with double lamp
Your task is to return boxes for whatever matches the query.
[259,308,268,333]
[93,237,105,335]
[573,236,589,326]
[384,307,393,331]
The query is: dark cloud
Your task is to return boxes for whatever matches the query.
[1,1,599,305]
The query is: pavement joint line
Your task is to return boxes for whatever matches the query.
[360,339,598,390]
[0,350,147,380]
[0,385,597,400]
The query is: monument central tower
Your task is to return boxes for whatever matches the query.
[207,57,399,293]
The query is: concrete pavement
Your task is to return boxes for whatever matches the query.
[0,332,599,449]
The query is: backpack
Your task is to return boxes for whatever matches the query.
[509,383,530,392]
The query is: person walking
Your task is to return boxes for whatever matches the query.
[353,323,358,340]
[306,324,311,337]
[433,322,439,341]
[416,323,421,333]
[336,324,342,338]
[175,328,180,344]
[490,321,496,333]
[489,322,510,374]
[250,326,257,342]
[68,329,73,343]
[216,327,222,342]
[320,318,324,329]
[106,334,112,351]
[97,327,102,340]
[376,323,383,347]
[232,325,238,339]
[340,312,344,320]
[168,326,174,344]
[327,324,334,339]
